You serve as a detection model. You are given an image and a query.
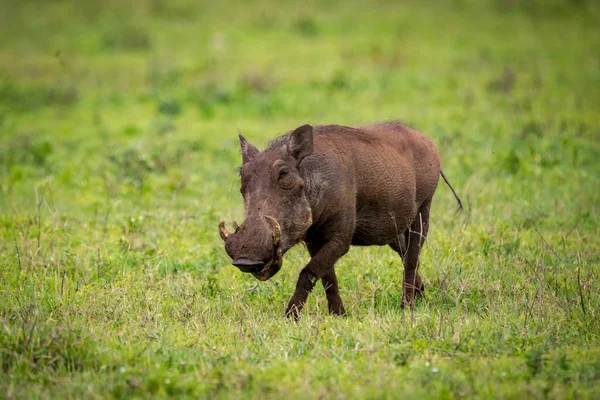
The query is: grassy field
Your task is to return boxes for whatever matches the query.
[1,0,599,398]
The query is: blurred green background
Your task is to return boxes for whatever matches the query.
[1,0,599,398]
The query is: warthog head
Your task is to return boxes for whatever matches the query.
[219,125,314,281]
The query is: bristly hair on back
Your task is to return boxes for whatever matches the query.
[264,132,292,152]
[263,120,410,153]
[361,120,408,130]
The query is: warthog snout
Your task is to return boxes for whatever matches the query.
[219,215,283,281]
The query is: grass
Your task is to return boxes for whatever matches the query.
[1,0,599,398]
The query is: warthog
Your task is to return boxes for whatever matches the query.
[219,121,462,319]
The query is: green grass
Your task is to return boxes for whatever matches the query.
[1,0,600,398]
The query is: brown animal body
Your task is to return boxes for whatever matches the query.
[219,121,462,319]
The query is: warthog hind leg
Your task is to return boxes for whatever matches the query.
[391,200,431,308]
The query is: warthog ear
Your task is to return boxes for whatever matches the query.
[288,124,313,163]
[239,133,259,165]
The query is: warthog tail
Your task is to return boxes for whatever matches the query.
[440,170,463,212]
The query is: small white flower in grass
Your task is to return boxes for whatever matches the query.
[432,367,439,373]
[120,367,126,373]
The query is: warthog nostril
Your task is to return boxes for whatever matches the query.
[232,258,265,273]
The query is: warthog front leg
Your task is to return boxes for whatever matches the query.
[306,241,346,316]
[285,239,350,320]
[322,267,345,316]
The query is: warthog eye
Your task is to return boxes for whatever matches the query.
[278,167,294,189]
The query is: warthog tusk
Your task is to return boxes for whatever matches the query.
[264,216,281,247]
[218,221,230,240]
